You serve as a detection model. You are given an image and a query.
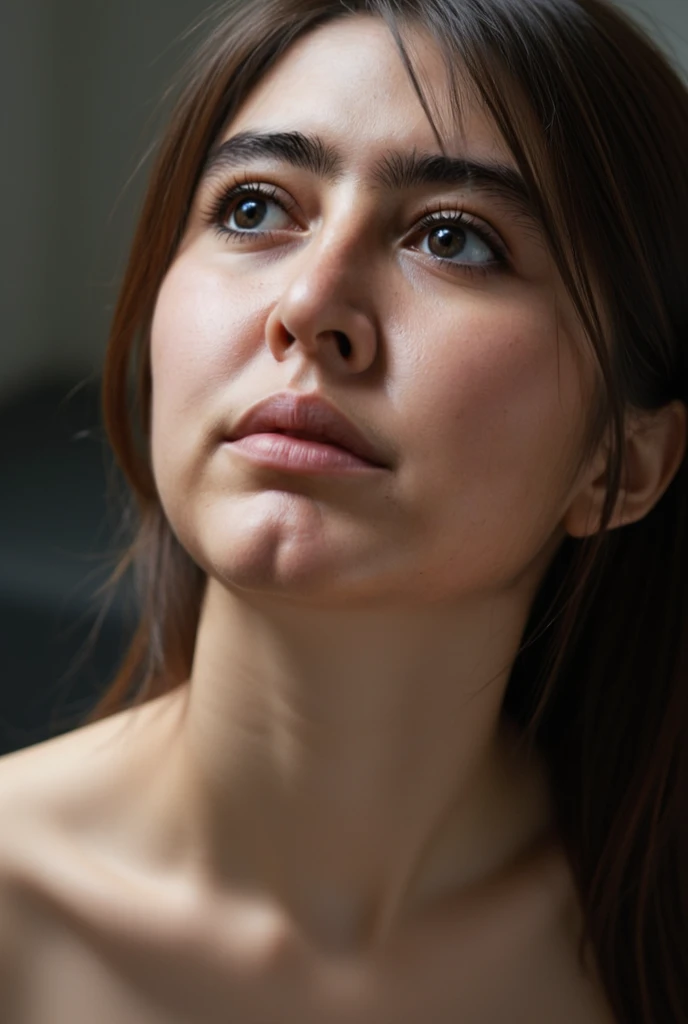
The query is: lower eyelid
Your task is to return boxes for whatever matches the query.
[408,248,505,281]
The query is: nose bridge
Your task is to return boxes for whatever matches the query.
[268,201,376,354]
[280,214,374,327]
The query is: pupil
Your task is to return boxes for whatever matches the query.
[429,226,464,258]
[234,198,266,229]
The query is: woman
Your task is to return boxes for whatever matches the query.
[0,0,686,1020]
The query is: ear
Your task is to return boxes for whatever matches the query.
[563,399,687,538]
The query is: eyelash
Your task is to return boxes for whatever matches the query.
[200,178,510,279]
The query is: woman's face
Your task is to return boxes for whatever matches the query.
[149,16,594,606]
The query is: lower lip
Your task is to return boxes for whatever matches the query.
[226,434,383,474]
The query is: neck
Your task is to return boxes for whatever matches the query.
[129,580,555,953]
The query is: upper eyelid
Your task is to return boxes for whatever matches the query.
[200,177,297,220]
[416,205,505,248]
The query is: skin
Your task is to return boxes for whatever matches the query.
[103,14,685,969]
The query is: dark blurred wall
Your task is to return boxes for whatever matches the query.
[0,0,212,401]
[0,1,211,753]
[1,0,54,399]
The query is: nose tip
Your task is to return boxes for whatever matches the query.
[262,234,380,372]
[266,304,375,372]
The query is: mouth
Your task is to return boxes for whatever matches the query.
[228,392,389,469]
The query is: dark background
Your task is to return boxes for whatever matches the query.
[0,0,209,755]
[1,0,685,756]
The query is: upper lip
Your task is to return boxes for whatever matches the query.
[227,392,387,467]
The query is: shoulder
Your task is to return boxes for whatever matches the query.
[0,728,94,915]
[0,709,142,914]
[0,694,175,846]
[456,838,617,1022]
[0,858,30,1014]
[0,693,180,921]
[0,722,113,874]
[0,760,52,1019]
[521,846,618,1023]
[0,717,135,1008]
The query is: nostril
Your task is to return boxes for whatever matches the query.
[334,331,352,358]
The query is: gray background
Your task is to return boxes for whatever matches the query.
[1,0,686,752]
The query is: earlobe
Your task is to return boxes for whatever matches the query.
[561,429,616,539]
[563,400,687,539]
[562,478,616,540]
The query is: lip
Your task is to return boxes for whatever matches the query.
[227,433,381,474]
[226,392,388,468]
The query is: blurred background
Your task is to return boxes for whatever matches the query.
[1,0,686,756]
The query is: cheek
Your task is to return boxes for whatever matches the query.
[148,257,264,499]
[406,292,581,436]
[387,299,586,593]
[399,297,585,519]
[150,258,263,397]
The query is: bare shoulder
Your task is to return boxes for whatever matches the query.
[0,851,33,1017]
[0,721,115,919]
[523,846,618,1023]
[440,838,619,1023]
[0,693,187,930]
[0,735,73,1017]
[0,704,168,917]
[0,714,123,855]
[0,696,173,880]
[0,706,163,1008]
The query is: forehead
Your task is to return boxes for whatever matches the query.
[224,15,513,168]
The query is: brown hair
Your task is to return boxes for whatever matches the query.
[79,0,688,1019]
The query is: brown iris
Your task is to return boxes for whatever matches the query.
[427,225,465,259]
[233,198,267,229]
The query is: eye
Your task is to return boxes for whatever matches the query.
[207,182,296,240]
[413,209,508,273]
[422,223,491,262]
[226,192,292,233]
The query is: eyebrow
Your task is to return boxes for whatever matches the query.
[199,129,541,230]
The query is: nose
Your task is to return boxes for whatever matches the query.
[264,235,379,373]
